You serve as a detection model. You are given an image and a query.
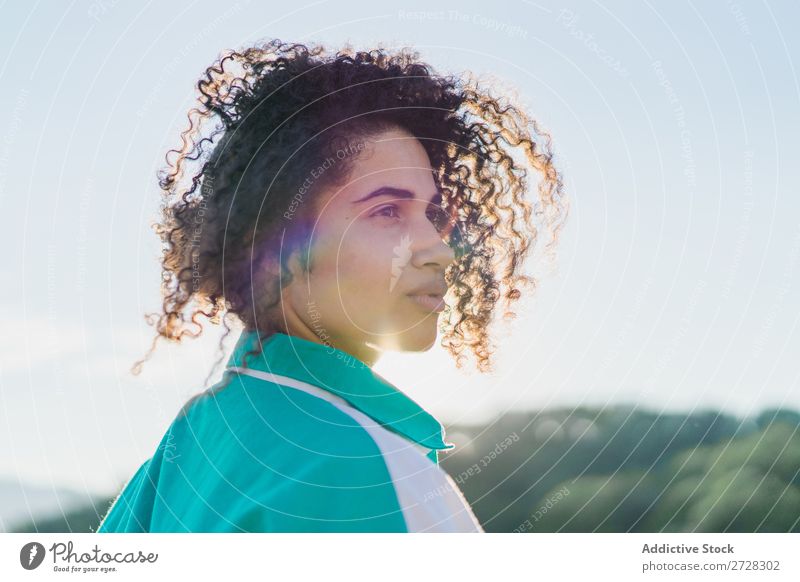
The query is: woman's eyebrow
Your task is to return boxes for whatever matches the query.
[352,186,441,205]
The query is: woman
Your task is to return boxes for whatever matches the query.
[97,39,566,533]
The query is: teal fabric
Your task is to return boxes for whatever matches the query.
[97,331,456,533]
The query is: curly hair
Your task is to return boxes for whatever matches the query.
[131,38,568,385]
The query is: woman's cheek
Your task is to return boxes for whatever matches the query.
[339,240,393,307]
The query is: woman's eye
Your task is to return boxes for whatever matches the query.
[372,204,400,220]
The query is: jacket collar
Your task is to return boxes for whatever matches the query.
[225,330,455,452]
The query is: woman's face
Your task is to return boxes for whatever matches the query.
[277,126,456,361]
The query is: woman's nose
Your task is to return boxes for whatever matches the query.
[410,213,456,270]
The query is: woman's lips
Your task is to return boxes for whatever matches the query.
[407,293,446,313]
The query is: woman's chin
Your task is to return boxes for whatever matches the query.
[395,323,439,352]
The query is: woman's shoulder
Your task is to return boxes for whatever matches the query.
[144,374,408,531]
[171,371,391,466]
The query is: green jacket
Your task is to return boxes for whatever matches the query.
[97,331,483,532]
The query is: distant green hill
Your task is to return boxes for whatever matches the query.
[440,405,799,532]
[13,496,114,533]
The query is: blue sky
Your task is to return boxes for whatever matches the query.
[0,0,798,495]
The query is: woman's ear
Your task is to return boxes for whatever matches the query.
[284,216,316,277]
[276,239,314,284]
[293,240,314,275]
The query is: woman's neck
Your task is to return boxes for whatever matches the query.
[274,308,381,368]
